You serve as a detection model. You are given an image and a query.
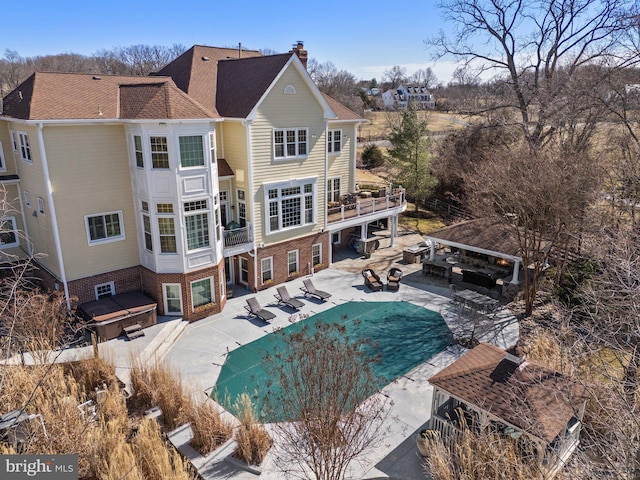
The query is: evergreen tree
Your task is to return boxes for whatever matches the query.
[387,103,436,211]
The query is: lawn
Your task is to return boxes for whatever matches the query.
[399,202,446,234]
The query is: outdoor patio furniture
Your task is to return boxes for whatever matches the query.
[274,286,304,311]
[244,297,276,323]
[362,268,383,291]
[387,268,403,292]
[300,279,332,301]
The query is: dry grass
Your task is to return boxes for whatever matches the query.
[360,111,468,140]
[129,358,156,411]
[421,418,545,480]
[0,357,200,479]
[150,364,190,431]
[188,399,234,455]
[233,393,272,466]
[399,202,446,234]
[132,418,194,480]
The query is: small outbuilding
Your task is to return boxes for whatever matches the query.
[427,343,587,478]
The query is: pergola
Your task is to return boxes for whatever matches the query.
[423,219,523,284]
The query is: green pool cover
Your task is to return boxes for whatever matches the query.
[212,301,453,421]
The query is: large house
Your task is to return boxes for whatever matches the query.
[0,43,406,323]
[382,84,435,110]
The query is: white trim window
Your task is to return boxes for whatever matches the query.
[17,132,32,163]
[0,141,5,171]
[37,197,45,215]
[261,257,273,283]
[191,277,214,309]
[95,281,115,299]
[288,250,299,275]
[327,178,340,203]
[312,243,322,266]
[331,232,341,244]
[163,283,183,315]
[86,211,124,245]
[237,189,246,227]
[327,129,342,154]
[133,135,144,168]
[10,131,18,152]
[179,135,205,168]
[150,136,169,169]
[23,191,31,208]
[141,201,152,252]
[265,179,316,234]
[157,203,177,253]
[209,132,216,165]
[273,128,308,159]
[184,199,210,251]
[0,217,19,248]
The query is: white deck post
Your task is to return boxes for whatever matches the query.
[389,215,396,248]
[429,238,436,260]
[511,260,521,284]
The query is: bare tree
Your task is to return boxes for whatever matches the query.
[92,44,187,76]
[264,322,390,480]
[430,0,634,148]
[411,67,439,89]
[382,65,408,90]
[462,135,600,315]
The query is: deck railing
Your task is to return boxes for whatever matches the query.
[223,223,253,248]
[327,190,406,224]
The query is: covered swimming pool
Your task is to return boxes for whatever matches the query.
[212,301,453,420]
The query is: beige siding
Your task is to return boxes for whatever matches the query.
[0,121,17,175]
[7,123,59,274]
[43,125,139,280]
[327,122,357,197]
[251,66,327,244]
[219,120,250,220]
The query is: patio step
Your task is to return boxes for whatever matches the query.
[117,318,189,391]
[138,318,190,365]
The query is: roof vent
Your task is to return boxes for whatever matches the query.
[92,76,102,80]
[202,56,209,61]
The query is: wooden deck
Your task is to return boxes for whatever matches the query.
[327,191,405,224]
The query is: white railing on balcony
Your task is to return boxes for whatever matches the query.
[327,189,406,224]
[428,414,461,449]
[223,223,253,249]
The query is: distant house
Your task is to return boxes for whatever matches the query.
[428,343,588,479]
[382,84,435,110]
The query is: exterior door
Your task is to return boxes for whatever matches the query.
[163,283,183,315]
[240,257,249,285]
[220,190,230,226]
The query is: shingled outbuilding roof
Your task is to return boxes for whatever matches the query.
[429,343,588,444]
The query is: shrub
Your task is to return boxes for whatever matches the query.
[361,144,385,169]
[233,393,272,465]
[150,364,189,431]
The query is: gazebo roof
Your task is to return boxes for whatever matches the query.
[429,343,588,444]
[425,218,522,261]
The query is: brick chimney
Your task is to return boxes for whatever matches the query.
[290,41,308,69]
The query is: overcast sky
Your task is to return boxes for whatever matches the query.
[3,0,462,84]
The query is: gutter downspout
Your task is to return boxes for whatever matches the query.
[242,119,258,292]
[37,123,71,310]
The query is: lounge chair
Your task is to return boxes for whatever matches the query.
[362,268,383,291]
[244,297,276,323]
[300,279,332,301]
[386,267,403,292]
[274,285,304,311]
